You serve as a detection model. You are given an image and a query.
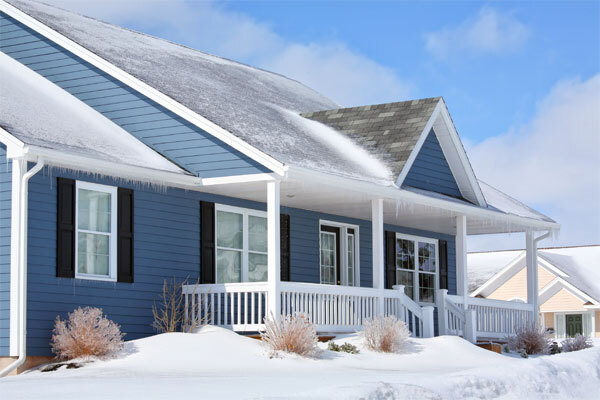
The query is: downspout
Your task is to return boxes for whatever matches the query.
[0,158,45,377]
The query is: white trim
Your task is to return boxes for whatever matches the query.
[470,252,526,297]
[394,232,439,305]
[74,181,118,282]
[318,219,361,287]
[0,0,286,177]
[287,165,560,232]
[539,278,598,307]
[8,158,24,356]
[215,203,268,284]
[395,98,486,207]
[202,173,278,186]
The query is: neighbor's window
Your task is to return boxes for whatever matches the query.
[75,181,117,281]
[395,234,437,303]
[216,205,267,283]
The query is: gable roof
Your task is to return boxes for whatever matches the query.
[468,245,600,303]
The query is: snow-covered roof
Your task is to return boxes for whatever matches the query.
[0,52,184,174]
[479,181,554,223]
[468,245,600,302]
[6,0,399,184]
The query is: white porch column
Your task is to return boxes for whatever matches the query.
[267,180,281,321]
[455,215,468,310]
[371,198,385,315]
[525,231,539,319]
[9,158,24,356]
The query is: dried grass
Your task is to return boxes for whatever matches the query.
[51,307,124,360]
[507,323,550,355]
[152,277,205,333]
[562,334,593,352]
[260,313,319,357]
[361,315,410,353]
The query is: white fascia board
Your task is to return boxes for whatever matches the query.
[0,129,24,157]
[539,278,597,306]
[395,99,442,187]
[394,98,486,207]
[470,252,526,297]
[288,165,560,232]
[202,173,279,186]
[0,1,286,177]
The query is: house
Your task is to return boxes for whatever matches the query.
[469,245,600,339]
[0,0,560,375]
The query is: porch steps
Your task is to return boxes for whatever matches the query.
[245,334,336,343]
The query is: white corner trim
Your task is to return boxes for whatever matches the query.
[395,99,443,186]
[0,0,286,177]
[470,251,526,297]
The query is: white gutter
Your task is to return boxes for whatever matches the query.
[286,166,560,232]
[0,158,45,377]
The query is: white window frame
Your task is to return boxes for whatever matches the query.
[554,311,594,338]
[74,181,118,282]
[394,232,438,305]
[215,204,267,282]
[319,220,360,287]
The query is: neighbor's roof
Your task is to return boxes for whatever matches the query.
[302,98,440,177]
[0,51,184,174]
[468,245,600,302]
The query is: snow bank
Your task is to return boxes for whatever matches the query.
[2,326,598,399]
[0,52,183,174]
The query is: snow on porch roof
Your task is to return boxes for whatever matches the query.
[0,51,185,174]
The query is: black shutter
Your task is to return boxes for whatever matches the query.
[385,231,396,289]
[439,239,448,290]
[56,178,75,278]
[280,214,291,281]
[200,201,215,284]
[117,188,134,283]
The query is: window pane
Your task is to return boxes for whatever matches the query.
[78,189,111,233]
[248,253,268,282]
[418,242,436,273]
[347,234,355,286]
[216,211,243,249]
[396,270,414,300]
[216,249,241,283]
[396,239,414,270]
[248,215,267,253]
[419,273,435,303]
[320,232,336,285]
[77,232,109,276]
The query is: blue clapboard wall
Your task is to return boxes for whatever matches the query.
[0,145,11,356]
[403,129,463,198]
[0,12,270,178]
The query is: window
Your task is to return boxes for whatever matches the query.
[319,221,359,286]
[395,233,438,303]
[75,181,117,281]
[215,205,267,283]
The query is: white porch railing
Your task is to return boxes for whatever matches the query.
[438,289,535,341]
[183,281,434,337]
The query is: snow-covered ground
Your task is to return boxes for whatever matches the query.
[2,327,599,400]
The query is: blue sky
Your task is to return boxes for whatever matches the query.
[42,1,600,250]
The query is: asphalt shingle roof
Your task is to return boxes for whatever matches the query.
[302,97,440,177]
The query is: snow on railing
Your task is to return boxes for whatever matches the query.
[436,290,466,337]
[443,293,534,340]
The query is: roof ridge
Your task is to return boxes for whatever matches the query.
[468,244,600,254]
[302,96,442,116]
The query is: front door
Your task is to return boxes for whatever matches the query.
[566,314,583,337]
[320,226,340,285]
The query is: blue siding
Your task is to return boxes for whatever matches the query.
[403,129,462,198]
[0,12,270,178]
[0,145,11,356]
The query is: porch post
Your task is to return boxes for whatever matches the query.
[267,180,281,321]
[525,231,539,321]
[371,198,385,315]
[455,215,468,310]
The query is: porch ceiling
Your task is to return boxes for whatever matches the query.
[198,176,551,236]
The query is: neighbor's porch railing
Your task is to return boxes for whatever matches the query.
[183,281,434,337]
[437,289,535,342]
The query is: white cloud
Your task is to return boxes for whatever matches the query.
[468,74,600,251]
[425,7,530,59]
[42,0,410,106]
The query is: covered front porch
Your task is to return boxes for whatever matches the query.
[182,170,557,342]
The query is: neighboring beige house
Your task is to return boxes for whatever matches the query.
[468,245,600,339]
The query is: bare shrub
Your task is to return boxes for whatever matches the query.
[361,315,410,353]
[152,277,205,333]
[260,313,319,357]
[51,307,124,360]
[506,323,550,355]
[562,334,593,352]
